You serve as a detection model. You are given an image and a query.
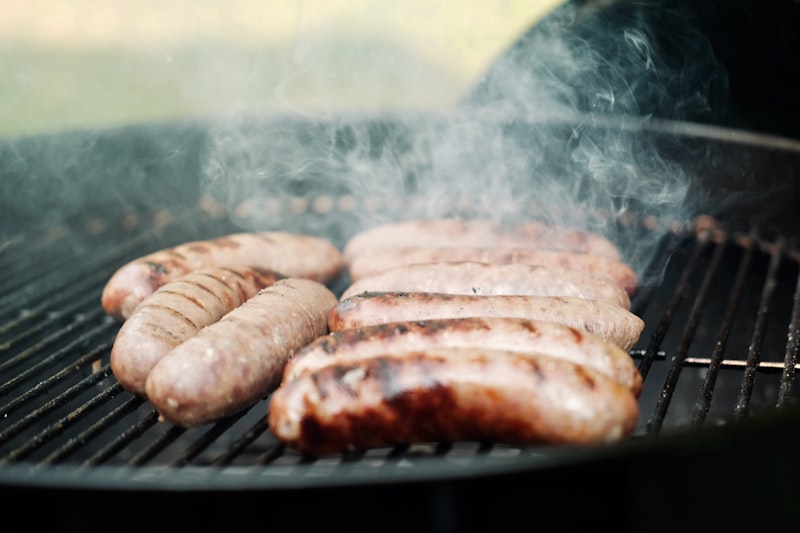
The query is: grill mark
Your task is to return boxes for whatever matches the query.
[136,314,188,343]
[192,271,242,306]
[143,301,201,330]
[172,276,231,311]
[573,364,597,391]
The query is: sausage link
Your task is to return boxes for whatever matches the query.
[144,278,337,427]
[347,246,638,295]
[283,317,642,396]
[340,262,631,310]
[101,231,343,321]
[342,218,622,264]
[328,292,644,351]
[110,266,284,395]
[269,347,640,455]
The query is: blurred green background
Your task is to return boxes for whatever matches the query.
[0,0,562,139]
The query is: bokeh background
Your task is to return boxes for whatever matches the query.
[1,1,562,138]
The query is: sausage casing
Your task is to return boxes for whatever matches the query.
[269,347,640,455]
[101,231,343,321]
[347,246,638,295]
[283,317,642,396]
[110,266,284,395]
[342,218,622,264]
[144,278,337,427]
[339,261,631,310]
[328,292,644,351]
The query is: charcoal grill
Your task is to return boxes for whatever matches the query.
[1,113,800,531]
[4,0,800,529]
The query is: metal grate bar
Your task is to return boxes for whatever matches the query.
[636,236,711,380]
[84,409,161,466]
[0,325,112,409]
[631,232,683,318]
[0,291,104,351]
[735,239,786,419]
[210,417,271,466]
[39,395,148,465]
[0,381,125,463]
[777,267,800,407]
[647,239,727,435]
[168,408,253,467]
[0,360,113,446]
[127,425,187,466]
[0,309,112,378]
[691,233,757,425]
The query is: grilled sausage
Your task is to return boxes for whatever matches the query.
[339,262,631,309]
[282,317,642,396]
[145,278,337,427]
[342,218,622,264]
[101,231,343,321]
[328,292,644,351]
[347,246,639,295]
[110,266,285,395]
[268,347,640,455]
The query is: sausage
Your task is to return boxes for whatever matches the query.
[268,347,640,455]
[144,278,337,427]
[339,262,631,310]
[110,266,285,395]
[282,317,642,396]
[342,218,622,264]
[328,292,644,351]
[101,231,343,321]
[347,246,639,295]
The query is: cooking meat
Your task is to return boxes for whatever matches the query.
[339,261,631,310]
[268,347,640,455]
[328,292,644,351]
[101,231,343,321]
[282,317,642,396]
[347,246,638,295]
[144,278,337,427]
[342,217,622,264]
[110,266,284,395]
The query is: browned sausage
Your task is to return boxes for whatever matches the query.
[101,231,343,321]
[110,266,284,395]
[347,246,639,295]
[340,262,631,310]
[268,347,640,455]
[328,292,644,351]
[144,278,337,427]
[282,317,642,396]
[342,218,622,264]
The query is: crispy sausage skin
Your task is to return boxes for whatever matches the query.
[347,246,638,295]
[101,231,343,321]
[144,278,337,427]
[342,218,622,265]
[339,262,631,310]
[328,292,645,351]
[268,348,640,455]
[282,317,642,396]
[110,266,284,395]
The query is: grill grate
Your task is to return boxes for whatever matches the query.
[1,201,799,489]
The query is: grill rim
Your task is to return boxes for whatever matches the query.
[2,401,799,491]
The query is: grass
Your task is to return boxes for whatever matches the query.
[0,1,562,138]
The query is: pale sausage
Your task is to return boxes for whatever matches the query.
[340,262,631,310]
[110,266,284,395]
[145,278,337,427]
[282,316,642,396]
[328,292,645,351]
[269,347,640,455]
[101,232,343,321]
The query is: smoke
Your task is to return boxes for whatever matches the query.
[199,0,730,280]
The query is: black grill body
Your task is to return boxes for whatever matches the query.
[1,114,800,531]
